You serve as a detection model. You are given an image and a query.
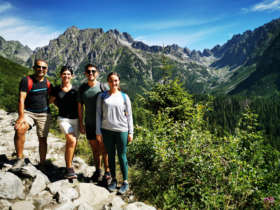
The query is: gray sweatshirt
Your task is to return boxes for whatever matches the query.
[96,91,133,135]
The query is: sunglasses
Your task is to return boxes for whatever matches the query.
[35,65,47,70]
[86,70,96,74]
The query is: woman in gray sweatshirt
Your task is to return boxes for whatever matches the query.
[96,72,133,194]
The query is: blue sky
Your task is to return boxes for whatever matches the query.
[0,0,279,50]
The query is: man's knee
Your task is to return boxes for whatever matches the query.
[15,123,29,135]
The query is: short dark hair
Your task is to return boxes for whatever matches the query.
[85,64,98,72]
[33,59,47,67]
[60,65,73,75]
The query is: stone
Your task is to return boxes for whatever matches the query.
[0,199,11,210]
[56,187,79,203]
[47,179,73,195]
[32,190,54,209]
[11,201,35,210]
[124,202,156,210]
[77,202,94,210]
[74,183,110,207]
[20,163,39,178]
[53,201,76,210]
[0,172,24,199]
[29,172,50,196]
[104,196,126,210]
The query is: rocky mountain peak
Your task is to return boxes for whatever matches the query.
[120,32,134,43]
[183,47,191,56]
[64,25,79,34]
[0,36,32,64]
[202,49,212,57]
[107,29,120,35]
[131,41,150,51]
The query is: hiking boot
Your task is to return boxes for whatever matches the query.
[10,158,25,172]
[108,179,117,192]
[64,167,77,179]
[118,182,129,195]
[103,171,112,186]
[91,169,103,182]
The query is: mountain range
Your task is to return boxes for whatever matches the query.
[0,17,280,97]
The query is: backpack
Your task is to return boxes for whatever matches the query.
[26,76,51,95]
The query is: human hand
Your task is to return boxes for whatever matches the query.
[128,134,133,143]
[14,118,26,130]
[96,135,102,143]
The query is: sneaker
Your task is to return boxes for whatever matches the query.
[10,158,25,172]
[64,167,77,179]
[118,182,129,195]
[103,171,112,185]
[91,169,103,182]
[108,179,117,192]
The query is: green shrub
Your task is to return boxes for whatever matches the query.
[128,83,280,209]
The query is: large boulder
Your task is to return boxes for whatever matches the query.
[0,172,25,199]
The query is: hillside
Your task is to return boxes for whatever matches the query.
[229,33,280,96]
[0,36,32,65]
[212,18,280,95]
[0,56,31,112]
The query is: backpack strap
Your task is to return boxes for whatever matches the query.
[101,90,109,100]
[46,78,51,95]
[100,83,105,92]
[26,76,51,95]
[121,92,128,116]
[121,92,127,103]
[27,76,33,94]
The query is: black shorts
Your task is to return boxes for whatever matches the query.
[85,123,97,140]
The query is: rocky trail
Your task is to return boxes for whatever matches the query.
[0,109,155,210]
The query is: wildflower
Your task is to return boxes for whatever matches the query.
[264,196,275,209]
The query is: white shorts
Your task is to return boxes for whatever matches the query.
[57,117,80,138]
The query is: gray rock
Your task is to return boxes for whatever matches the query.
[53,201,76,210]
[56,187,79,203]
[104,196,126,210]
[0,199,11,210]
[20,163,40,178]
[0,172,24,199]
[124,202,156,210]
[74,183,110,207]
[77,202,94,210]
[11,200,35,210]
[32,190,54,209]
[29,172,50,196]
[47,180,73,195]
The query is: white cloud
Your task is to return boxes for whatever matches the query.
[243,0,280,12]
[132,18,220,31]
[0,1,12,13]
[0,2,61,50]
[0,17,61,50]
